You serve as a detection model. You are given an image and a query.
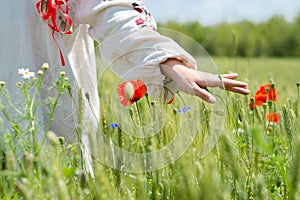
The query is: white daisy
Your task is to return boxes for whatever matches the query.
[18,68,35,79]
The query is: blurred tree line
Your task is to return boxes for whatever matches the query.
[158,12,300,57]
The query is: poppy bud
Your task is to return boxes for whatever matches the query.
[262,103,267,111]
[85,92,90,101]
[173,108,178,115]
[151,101,156,106]
[58,137,65,146]
[267,100,273,108]
[265,87,270,93]
[249,97,255,110]
[270,83,275,89]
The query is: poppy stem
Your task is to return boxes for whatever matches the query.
[135,101,143,126]
[145,93,151,110]
[145,93,155,117]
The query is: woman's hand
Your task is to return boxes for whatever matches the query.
[160,58,250,103]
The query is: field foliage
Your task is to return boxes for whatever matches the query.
[0,57,300,199]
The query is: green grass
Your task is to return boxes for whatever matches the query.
[0,57,300,199]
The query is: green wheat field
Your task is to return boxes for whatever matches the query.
[0,57,300,199]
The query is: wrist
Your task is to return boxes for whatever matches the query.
[160,58,183,68]
[160,58,187,82]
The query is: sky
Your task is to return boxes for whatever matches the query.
[143,0,300,26]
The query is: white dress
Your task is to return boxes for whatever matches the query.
[0,0,196,173]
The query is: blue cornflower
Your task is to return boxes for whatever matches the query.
[177,106,192,114]
[109,123,119,128]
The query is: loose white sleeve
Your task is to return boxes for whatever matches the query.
[70,0,197,102]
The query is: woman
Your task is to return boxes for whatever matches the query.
[0,0,249,174]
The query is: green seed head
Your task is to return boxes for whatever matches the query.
[267,100,273,108]
[151,101,156,106]
[262,103,267,110]
[173,108,178,115]
[270,83,275,89]
[265,87,270,93]
[58,137,65,146]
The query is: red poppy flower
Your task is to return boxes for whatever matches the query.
[166,96,175,104]
[249,83,277,110]
[116,79,147,106]
[266,112,280,123]
[256,83,277,101]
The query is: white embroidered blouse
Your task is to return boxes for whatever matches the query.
[0,0,196,142]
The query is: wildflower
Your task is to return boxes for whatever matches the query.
[116,79,147,106]
[109,123,119,129]
[37,70,44,76]
[249,83,277,110]
[59,71,66,77]
[166,96,175,104]
[266,112,280,123]
[42,62,49,70]
[18,68,35,79]
[177,106,192,114]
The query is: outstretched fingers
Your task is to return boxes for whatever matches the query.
[221,73,239,79]
[193,83,217,103]
[220,74,250,95]
[225,86,250,95]
[223,80,249,95]
[195,72,250,98]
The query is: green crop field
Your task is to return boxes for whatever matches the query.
[0,57,300,199]
[214,57,300,100]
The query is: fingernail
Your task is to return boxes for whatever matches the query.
[208,96,216,103]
